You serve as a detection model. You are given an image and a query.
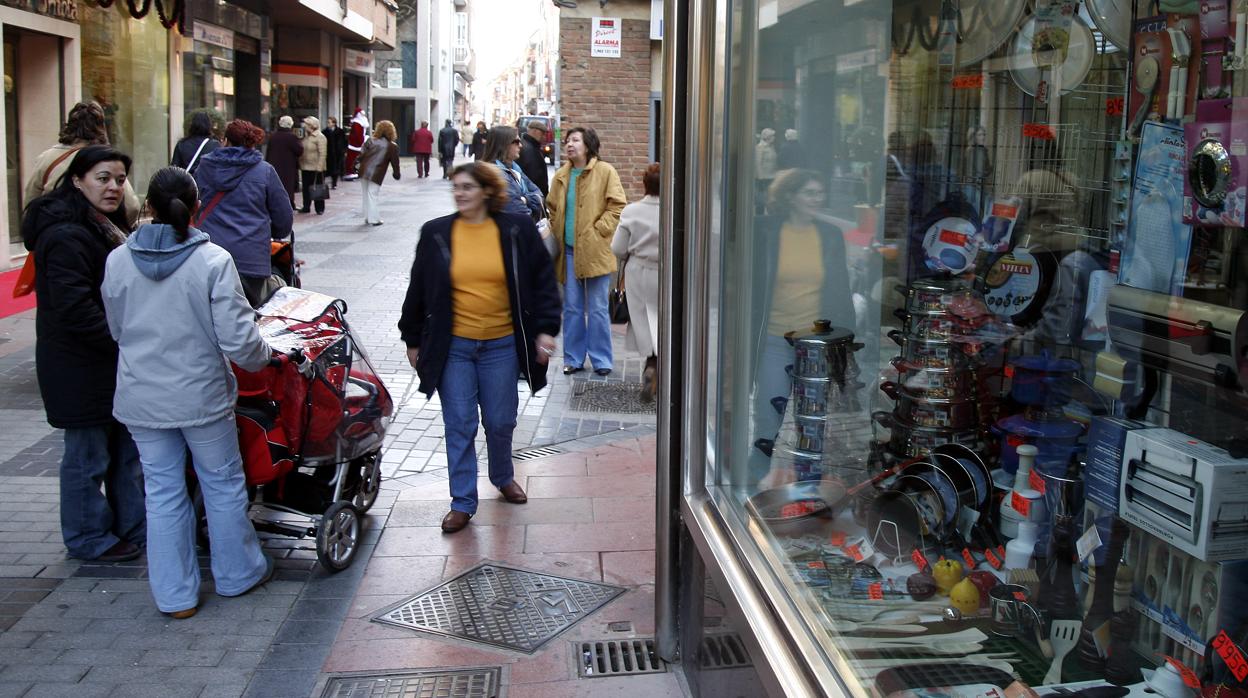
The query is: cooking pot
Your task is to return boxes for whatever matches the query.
[992,412,1084,474]
[784,320,861,382]
[898,277,977,314]
[793,416,828,452]
[888,330,975,369]
[1010,353,1082,406]
[890,357,977,399]
[788,369,861,416]
[774,446,826,481]
[932,444,992,510]
[747,479,847,538]
[895,309,981,341]
[873,411,982,458]
[881,381,979,429]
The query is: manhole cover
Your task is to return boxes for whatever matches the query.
[320,667,502,697]
[567,381,656,414]
[372,563,625,653]
[578,638,668,678]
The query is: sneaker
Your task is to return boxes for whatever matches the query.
[95,540,141,563]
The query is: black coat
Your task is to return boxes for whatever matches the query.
[471,130,488,159]
[323,126,348,175]
[437,127,459,160]
[265,129,303,196]
[170,135,220,174]
[517,133,549,197]
[20,196,123,428]
[398,211,561,397]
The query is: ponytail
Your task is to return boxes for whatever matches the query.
[146,167,199,242]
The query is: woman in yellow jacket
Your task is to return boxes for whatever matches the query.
[546,127,627,375]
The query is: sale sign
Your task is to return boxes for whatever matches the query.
[592,17,622,58]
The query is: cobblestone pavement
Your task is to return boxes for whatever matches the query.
[0,159,671,697]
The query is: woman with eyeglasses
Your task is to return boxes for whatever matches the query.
[480,125,544,221]
[398,162,560,534]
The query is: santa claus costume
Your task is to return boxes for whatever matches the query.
[343,108,369,180]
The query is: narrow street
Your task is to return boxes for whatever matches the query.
[0,156,678,697]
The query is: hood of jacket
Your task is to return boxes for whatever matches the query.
[195,146,263,193]
[20,194,78,251]
[125,223,210,280]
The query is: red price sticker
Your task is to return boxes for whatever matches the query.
[1214,631,1248,682]
[952,73,985,89]
[868,582,884,600]
[939,228,970,245]
[1028,469,1047,494]
[1106,96,1125,116]
[962,547,976,569]
[1013,591,1026,602]
[806,561,825,569]
[991,202,1019,219]
[911,548,929,571]
[1022,123,1057,140]
[844,544,864,562]
[997,545,1006,560]
[1163,656,1202,689]
[1004,365,1015,378]
[985,547,1003,569]
[1011,491,1032,517]
[829,530,847,547]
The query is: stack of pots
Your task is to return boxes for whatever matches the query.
[876,277,995,460]
[777,320,864,482]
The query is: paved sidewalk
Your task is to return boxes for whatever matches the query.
[0,158,673,697]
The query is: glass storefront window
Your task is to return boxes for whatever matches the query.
[80,2,170,199]
[184,40,237,119]
[697,0,1248,693]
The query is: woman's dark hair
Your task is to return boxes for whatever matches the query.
[58,101,109,146]
[642,163,661,197]
[186,111,215,139]
[481,125,519,164]
[767,168,822,212]
[39,145,133,232]
[146,167,199,242]
[450,162,510,214]
[563,126,600,161]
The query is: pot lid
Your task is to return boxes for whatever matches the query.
[787,319,855,345]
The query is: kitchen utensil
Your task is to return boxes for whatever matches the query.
[1043,619,1082,684]
[872,661,1016,695]
[855,656,1018,677]
[873,411,982,460]
[785,319,859,381]
[1122,187,1177,291]
[792,416,828,452]
[746,480,846,537]
[898,277,976,314]
[891,357,976,399]
[1142,662,1197,697]
[773,446,824,481]
[1009,353,1081,407]
[1008,16,1095,97]
[839,639,986,655]
[920,216,979,274]
[825,618,928,634]
[933,444,991,508]
[1130,56,1160,137]
[992,413,1083,475]
[981,247,1056,327]
[881,381,979,429]
[988,583,1044,639]
[1084,0,1133,51]
[889,330,976,369]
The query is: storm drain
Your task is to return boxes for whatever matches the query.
[701,632,753,670]
[512,445,564,461]
[577,638,668,677]
[320,667,502,697]
[372,563,625,653]
[568,381,656,414]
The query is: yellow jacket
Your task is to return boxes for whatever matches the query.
[547,157,627,282]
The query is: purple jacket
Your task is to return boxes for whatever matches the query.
[192,146,293,278]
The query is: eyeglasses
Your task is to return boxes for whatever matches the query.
[452,183,481,192]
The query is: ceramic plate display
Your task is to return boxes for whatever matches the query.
[1083,0,1133,52]
[1008,16,1095,97]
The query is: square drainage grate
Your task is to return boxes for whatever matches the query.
[567,381,656,414]
[320,667,502,697]
[577,638,668,678]
[372,563,625,654]
[512,445,564,461]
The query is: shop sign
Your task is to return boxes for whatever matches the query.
[591,17,621,58]
[344,48,374,76]
[0,0,78,22]
[193,20,234,51]
[386,66,403,89]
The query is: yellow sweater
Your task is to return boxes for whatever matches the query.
[767,222,824,335]
[450,218,513,340]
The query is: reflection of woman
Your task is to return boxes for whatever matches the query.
[398,162,560,534]
[611,163,662,403]
[960,125,993,213]
[750,170,855,488]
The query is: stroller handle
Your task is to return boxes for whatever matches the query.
[267,349,306,369]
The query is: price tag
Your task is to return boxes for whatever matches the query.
[806,560,826,569]
[912,548,930,572]
[952,73,985,89]
[1022,122,1057,140]
[844,544,864,562]
[1106,96,1125,116]
[868,582,884,600]
[1004,364,1015,378]
[1011,491,1032,517]
[1077,525,1103,562]
[962,547,976,569]
[1162,656,1202,688]
[1013,590,1027,602]
[1028,469,1046,494]
[985,547,1003,570]
[829,530,847,547]
[1214,630,1248,682]
[997,545,1006,560]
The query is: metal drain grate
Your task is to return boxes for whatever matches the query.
[512,445,564,461]
[700,632,753,670]
[320,667,502,697]
[567,381,656,414]
[577,638,668,678]
[372,563,625,654]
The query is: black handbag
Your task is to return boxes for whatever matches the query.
[308,172,329,202]
[609,266,629,324]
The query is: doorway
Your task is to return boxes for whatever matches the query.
[4,26,64,262]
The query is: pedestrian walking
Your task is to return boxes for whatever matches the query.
[460,121,474,158]
[323,116,347,189]
[357,120,402,226]
[470,121,488,160]
[265,115,303,209]
[20,145,145,564]
[398,161,560,534]
[437,119,459,179]
[343,108,368,180]
[546,127,627,376]
[611,163,662,403]
[754,128,777,214]
[410,120,434,178]
[170,111,221,175]
[193,119,294,306]
[298,116,328,215]
[24,101,141,228]
[517,120,550,197]
[480,125,544,220]
[102,166,275,620]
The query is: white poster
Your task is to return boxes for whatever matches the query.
[592,17,622,58]
[386,67,403,89]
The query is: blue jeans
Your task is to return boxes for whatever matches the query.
[129,418,268,612]
[438,335,520,515]
[61,422,147,559]
[562,253,614,370]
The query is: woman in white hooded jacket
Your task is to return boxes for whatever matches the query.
[102,167,275,619]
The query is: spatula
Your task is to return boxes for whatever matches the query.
[1042,619,1082,684]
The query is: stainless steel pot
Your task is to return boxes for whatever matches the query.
[891,356,976,398]
[793,415,828,452]
[873,411,982,458]
[888,330,974,369]
[785,319,861,381]
[881,381,979,429]
[898,277,975,314]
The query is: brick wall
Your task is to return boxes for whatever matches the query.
[558,17,652,202]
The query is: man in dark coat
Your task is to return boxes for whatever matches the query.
[437,119,459,179]
[517,120,549,196]
[470,121,488,160]
[265,115,303,209]
[323,116,348,189]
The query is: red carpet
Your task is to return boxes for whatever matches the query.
[0,265,38,318]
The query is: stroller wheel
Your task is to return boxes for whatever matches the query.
[353,454,382,513]
[316,502,359,572]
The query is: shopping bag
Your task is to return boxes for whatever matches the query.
[12,254,35,298]
[609,270,629,324]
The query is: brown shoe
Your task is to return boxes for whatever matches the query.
[639,364,657,404]
[499,481,528,504]
[166,606,198,620]
[441,510,472,533]
[95,541,141,563]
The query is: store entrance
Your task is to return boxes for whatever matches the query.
[3,26,63,263]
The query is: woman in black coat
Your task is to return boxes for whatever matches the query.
[323,116,348,189]
[20,145,146,563]
[170,111,220,175]
[398,162,560,534]
[265,115,303,209]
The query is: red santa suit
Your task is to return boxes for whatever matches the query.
[344,108,369,179]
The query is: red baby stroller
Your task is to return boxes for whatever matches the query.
[201,286,393,572]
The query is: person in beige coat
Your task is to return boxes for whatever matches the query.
[546,127,627,375]
[24,101,141,228]
[298,116,328,214]
[611,163,661,402]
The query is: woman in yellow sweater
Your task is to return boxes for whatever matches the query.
[398,162,561,533]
